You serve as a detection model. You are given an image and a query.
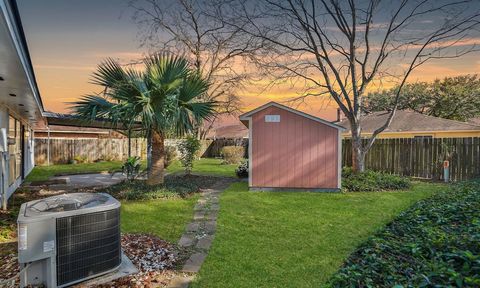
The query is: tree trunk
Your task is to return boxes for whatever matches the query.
[351,123,366,172]
[147,129,165,185]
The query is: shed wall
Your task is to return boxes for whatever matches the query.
[251,106,339,189]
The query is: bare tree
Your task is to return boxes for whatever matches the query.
[129,0,262,139]
[222,0,480,171]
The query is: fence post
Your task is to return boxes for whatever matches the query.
[443,160,450,183]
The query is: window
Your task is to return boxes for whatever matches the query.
[265,115,280,122]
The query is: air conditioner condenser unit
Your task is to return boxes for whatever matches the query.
[17,193,122,287]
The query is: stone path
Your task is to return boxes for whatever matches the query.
[169,178,233,288]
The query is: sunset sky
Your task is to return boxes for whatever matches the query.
[17,0,480,122]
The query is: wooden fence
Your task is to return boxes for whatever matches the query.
[35,136,480,181]
[34,138,147,165]
[342,137,480,181]
[203,138,248,158]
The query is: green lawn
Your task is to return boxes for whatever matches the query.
[25,161,126,182]
[121,195,199,242]
[167,158,236,177]
[191,182,442,288]
[26,158,235,182]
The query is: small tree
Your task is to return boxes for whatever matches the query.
[223,0,480,172]
[178,136,201,174]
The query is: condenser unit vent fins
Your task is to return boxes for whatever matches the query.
[56,209,121,286]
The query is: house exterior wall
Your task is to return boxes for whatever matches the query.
[342,130,480,139]
[0,105,35,206]
[250,106,340,190]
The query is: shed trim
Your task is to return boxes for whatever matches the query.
[248,118,252,187]
[337,130,342,189]
[240,102,346,131]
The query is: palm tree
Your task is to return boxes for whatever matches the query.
[72,54,215,185]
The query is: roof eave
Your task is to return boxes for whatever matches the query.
[239,101,346,131]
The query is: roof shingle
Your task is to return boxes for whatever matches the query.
[338,110,480,133]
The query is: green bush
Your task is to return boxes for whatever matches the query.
[220,146,244,164]
[235,159,248,178]
[178,136,201,174]
[72,155,88,164]
[329,179,480,287]
[342,167,411,192]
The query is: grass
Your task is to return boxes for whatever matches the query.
[167,158,237,177]
[121,195,199,242]
[25,161,126,182]
[25,158,236,183]
[191,181,443,288]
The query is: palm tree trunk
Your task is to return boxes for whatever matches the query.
[147,129,165,185]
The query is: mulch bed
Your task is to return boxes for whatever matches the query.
[1,234,184,288]
[89,233,185,288]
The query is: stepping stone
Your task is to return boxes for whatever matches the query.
[194,203,206,211]
[196,235,214,250]
[186,222,200,232]
[197,199,207,205]
[210,204,220,211]
[168,275,195,288]
[182,252,207,273]
[205,211,218,220]
[205,221,216,233]
[178,235,195,247]
[193,211,205,220]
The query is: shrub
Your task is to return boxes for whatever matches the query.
[164,145,177,168]
[102,152,119,162]
[121,156,142,181]
[220,146,244,164]
[342,167,411,192]
[72,155,88,164]
[329,179,480,287]
[235,159,249,178]
[178,136,201,174]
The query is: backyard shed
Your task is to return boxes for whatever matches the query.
[240,102,345,191]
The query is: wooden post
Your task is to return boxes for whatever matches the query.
[128,129,131,158]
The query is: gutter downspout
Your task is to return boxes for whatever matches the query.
[47,126,50,166]
[1,126,7,210]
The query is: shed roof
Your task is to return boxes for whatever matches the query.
[239,101,346,130]
[338,110,480,133]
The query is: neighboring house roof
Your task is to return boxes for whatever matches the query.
[206,123,249,139]
[239,101,346,130]
[43,111,142,130]
[338,110,480,133]
[468,117,480,126]
[34,124,127,138]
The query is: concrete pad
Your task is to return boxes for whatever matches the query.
[77,252,138,286]
[52,173,125,188]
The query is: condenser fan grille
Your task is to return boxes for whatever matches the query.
[56,209,121,286]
